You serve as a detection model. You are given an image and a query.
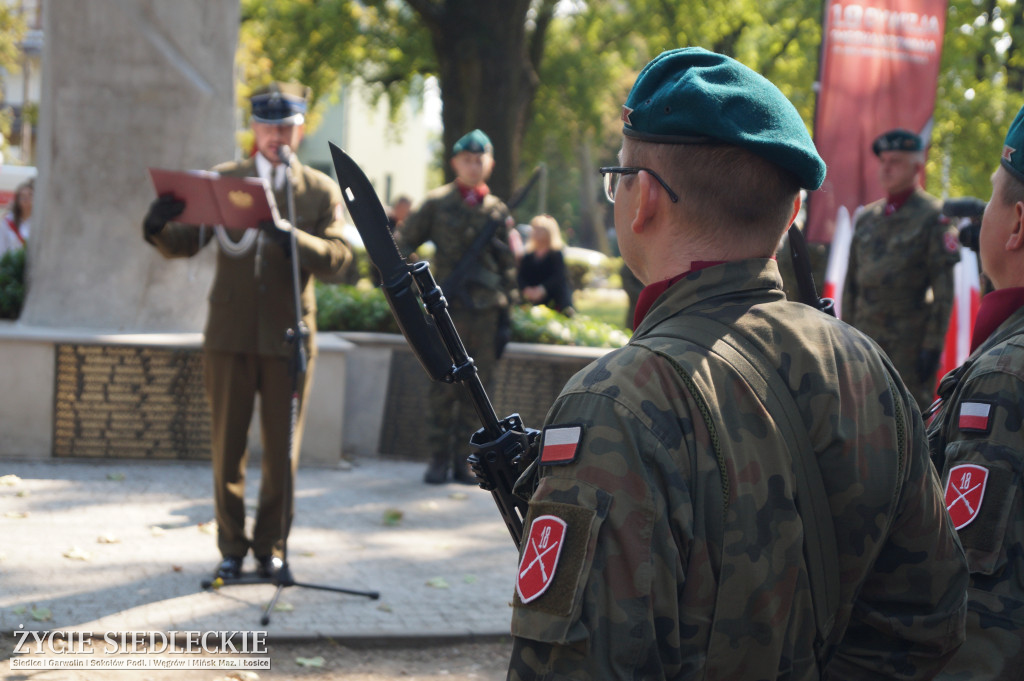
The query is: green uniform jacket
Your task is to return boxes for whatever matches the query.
[394,182,517,310]
[842,188,961,406]
[146,156,352,358]
[509,259,967,681]
[929,304,1024,680]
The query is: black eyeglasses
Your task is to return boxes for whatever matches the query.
[598,166,679,204]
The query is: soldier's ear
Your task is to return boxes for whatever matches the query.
[1008,201,1024,251]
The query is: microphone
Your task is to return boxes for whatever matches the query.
[278,145,293,166]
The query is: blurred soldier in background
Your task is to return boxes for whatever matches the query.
[842,129,961,409]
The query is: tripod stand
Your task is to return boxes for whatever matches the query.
[201,148,379,624]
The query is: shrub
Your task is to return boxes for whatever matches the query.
[0,248,26,319]
[315,282,629,349]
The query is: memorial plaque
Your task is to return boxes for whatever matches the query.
[53,344,211,459]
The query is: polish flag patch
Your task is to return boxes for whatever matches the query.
[944,464,989,530]
[540,425,583,465]
[516,515,567,604]
[958,401,993,433]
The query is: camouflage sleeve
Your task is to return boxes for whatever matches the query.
[496,212,519,303]
[293,175,353,282]
[932,367,1024,677]
[827,397,968,680]
[393,197,432,258]
[923,216,961,352]
[507,387,681,680]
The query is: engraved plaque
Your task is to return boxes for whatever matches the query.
[53,344,211,459]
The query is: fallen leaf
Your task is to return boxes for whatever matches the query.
[4,511,28,519]
[300,551,315,558]
[449,492,469,501]
[97,533,120,544]
[425,577,450,589]
[107,472,125,481]
[0,475,21,486]
[31,607,52,621]
[295,656,325,668]
[420,501,440,511]
[17,490,29,497]
[63,547,91,561]
[377,603,393,613]
[172,565,183,572]
[198,520,217,535]
[463,575,478,584]
[12,605,26,615]
[150,526,166,537]
[381,509,403,526]
[272,601,294,613]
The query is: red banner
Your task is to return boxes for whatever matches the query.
[807,0,948,245]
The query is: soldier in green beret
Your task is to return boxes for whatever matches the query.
[928,104,1024,680]
[842,128,962,410]
[141,82,353,581]
[394,129,519,484]
[506,48,967,680]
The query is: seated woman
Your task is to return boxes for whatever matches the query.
[517,214,574,316]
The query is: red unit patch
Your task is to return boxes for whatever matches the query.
[945,464,989,530]
[517,515,567,604]
[944,231,960,254]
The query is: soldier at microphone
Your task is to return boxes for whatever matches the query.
[141,82,353,581]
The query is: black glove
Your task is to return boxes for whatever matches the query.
[259,218,293,256]
[143,194,185,240]
[917,348,942,382]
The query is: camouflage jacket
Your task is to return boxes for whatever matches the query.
[146,156,352,358]
[928,302,1024,680]
[841,188,961,405]
[508,259,967,681]
[394,182,517,310]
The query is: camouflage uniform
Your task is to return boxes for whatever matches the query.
[928,303,1024,680]
[394,183,517,477]
[842,188,961,409]
[508,259,968,680]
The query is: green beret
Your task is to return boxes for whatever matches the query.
[452,129,493,156]
[250,82,310,125]
[1001,106,1024,185]
[621,48,825,190]
[871,129,923,156]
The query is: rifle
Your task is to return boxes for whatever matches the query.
[331,143,538,548]
[786,224,835,317]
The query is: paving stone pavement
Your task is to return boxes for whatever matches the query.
[0,457,520,645]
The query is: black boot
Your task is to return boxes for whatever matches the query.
[423,453,449,484]
[451,453,478,485]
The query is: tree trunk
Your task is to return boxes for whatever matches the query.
[414,0,537,202]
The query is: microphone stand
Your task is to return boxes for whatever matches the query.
[202,146,379,623]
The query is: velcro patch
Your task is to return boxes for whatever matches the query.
[945,463,989,530]
[540,425,583,466]
[516,515,567,604]
[958,401,993,434]
[944,231,960,254]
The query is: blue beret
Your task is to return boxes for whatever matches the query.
[1001,106,1024,185]
[872,129,923,156]
[452,129,493,156]
[621,48,825,190]
[250,82,309,125]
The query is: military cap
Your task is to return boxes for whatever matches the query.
[452,129,493,156]
[250,82,310,125]
[1001,105,1024,185]
[620,47,825,190]
[871,129,923,156]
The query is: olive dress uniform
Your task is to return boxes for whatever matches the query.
[842,187,961,410]
[928,297,1024,680]
[394,177,517,482]
[145,154,352,560]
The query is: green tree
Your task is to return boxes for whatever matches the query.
[0,5,27,155]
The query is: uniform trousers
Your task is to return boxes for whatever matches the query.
[204,349,313,559]
[424,306,500,462]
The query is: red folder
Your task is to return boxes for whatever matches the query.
[148,168,280,229]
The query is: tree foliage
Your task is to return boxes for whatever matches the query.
[240,0,1022,247]
[0,4,27,154]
